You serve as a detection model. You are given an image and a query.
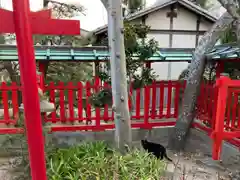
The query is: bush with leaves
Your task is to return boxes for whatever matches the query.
[47,141,166,179]
[93,23,159,107]
[4,132,166,180]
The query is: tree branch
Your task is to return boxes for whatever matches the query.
[218,0,240,43]
[218,0,240,19]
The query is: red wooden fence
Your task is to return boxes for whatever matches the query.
[0,78,239,149]
[211,77,240,160]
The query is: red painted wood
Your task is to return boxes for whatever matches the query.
[0,8,80,35]
[143,85,150,128]
[77,82,83,122]
[0,128,24,134]
[12,0,47,179]
[94,77,101,128]
[166,81,172,118]
[128,83,133,111]
[86,81,92,124]
[212,76,229,160]
[50,121,176,132]
[11,82,19,123]
[38,62,47,88]
[59,82,66,122]
[226,90,232,128]
[231,91,238,129]
[159,82,164,119]
[2,82,10,124]
[238,106,240,129]
[174,82,180,118]
[67,82,75,122]
[135,88,141,119]
[47,82,57,123]
[0,79,239,151]
[151,81,157,119]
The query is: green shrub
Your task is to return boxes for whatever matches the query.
[47,141,166,180]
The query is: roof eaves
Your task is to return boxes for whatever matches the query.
[126,0,176,21]
[93,0,217,35]
[178,0,217,22]
[93,0,176,35]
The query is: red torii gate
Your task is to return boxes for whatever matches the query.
[0,0,80,179]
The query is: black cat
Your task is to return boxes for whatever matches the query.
[141,139,172,162]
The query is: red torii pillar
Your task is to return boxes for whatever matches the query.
[0,0,80,179]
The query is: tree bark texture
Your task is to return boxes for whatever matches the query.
[101,0,132,152]
[168,12,234,151]
[217,0,240,44]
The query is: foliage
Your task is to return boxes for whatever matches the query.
[0,35,5,44]
[123,0,145,14]
[93,23,159,107]
[2,126,166,180]
[220,25,236,44]
[38,1,94,86]
[189,0,209,8]
[89,88,113,108]
[45,62,93,84]
[47,141,166,179]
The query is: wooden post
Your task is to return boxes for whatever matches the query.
[12,0,47,179]
[212,76,229,160]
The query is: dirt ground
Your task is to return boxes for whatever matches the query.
[165,150,240,180]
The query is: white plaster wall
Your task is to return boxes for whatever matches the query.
[143,5,214,80]
[170,62,189,80]
[171,34,195,80]
[173,6,197,30]
[199,18,212,31]
[151,62,170,80]
[145,7,170,29]
[147,33,170,48]
[172,34,196,48]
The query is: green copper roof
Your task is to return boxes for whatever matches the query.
[0,43,239,62]
[207,43,240,59]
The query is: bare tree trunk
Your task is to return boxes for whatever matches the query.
[101,0,132,152]
[113,0,132,150]
[168,12,234,151]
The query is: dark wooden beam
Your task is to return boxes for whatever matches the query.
[149,29,206,35]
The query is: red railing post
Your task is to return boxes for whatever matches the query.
[67,82,75,122]
[11,82,19,123]
[159,82,164,119]
[77,82,83,122]
[94,77,101,128]
[151,81,157,119]
[166,81,172,118]
[144,85,150,128]
[173,81,180,118]
[86,81,92,124]
[212,76,230,160]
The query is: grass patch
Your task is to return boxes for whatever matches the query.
[47,141,166,180]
